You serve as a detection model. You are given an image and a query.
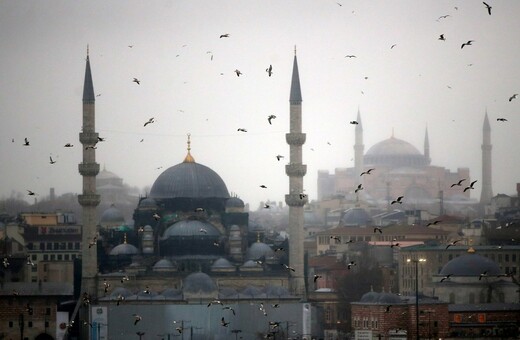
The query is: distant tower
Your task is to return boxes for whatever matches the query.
[424,126,431,165]
[480,112,493,206]
[285,49,306,295]
[78,47,101,297]
[354,109,364,177]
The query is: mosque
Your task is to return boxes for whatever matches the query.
[317,111,494,213]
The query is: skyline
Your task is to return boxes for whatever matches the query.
[1,1,520,209]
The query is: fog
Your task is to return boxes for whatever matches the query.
[1,0,519,209]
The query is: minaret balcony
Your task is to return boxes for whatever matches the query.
[78,194,100,207]
[80,132,99,145]
[285,194,307,207]
[285,164,307,177]
[286,133,306,146]
[78,163,100,176]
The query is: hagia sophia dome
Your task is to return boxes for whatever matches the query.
[364,136,430,168]
[149,146,229,199]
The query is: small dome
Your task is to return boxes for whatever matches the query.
[242,260,261,268]
[100,205,125,224]
[230,225,240,231]
[143,225,153,232]
[163,220,220,238]
[183,272,217,293]
[440,253,501,276]
[246,242,274,261]
[341,208,372,227]
[226,197,245,208]
[377,292,403,304]
[139,198,157,209]
[211,258,234,269]
[109,243,139,256]
[360,291,380,303]
[153,258,174,269]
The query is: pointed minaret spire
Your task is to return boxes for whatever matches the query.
[289,52,302,104]
[183,133,195,163]
[83,45,95,103]
[424,125,431,164]
[480,111,493,206]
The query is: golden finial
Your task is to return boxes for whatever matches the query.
[467,238,475,253]
[183,133,195,163]
[256,232,261,242]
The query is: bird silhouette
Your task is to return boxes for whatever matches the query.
[144,117,155,127]
[234,69,242,77]
[445,239,462,249]
[440,274,452,282]
[282,263,296,272]
[237,128,247,132]
[264,203,270,209]
[313,274,322,282]
[221,317,230,327]
[64,143,73,147]
[220,33,230,38]
[194,207,205,212]
[437,14,450,21]
[461,40,474,49]
[27,190,36,196]
[207,299,223,307]
[133,314,142,325]
[26,255,34,266]
[344,55,356,58]
[438,34,445,41]
[299,193,307,199]
[360,168,375,176]
[120,275,130,284]
[199,228,208,234]
[330,236,341,243]
[427,220,442,226]
[266,64,273,77]
[509,94,518,102]
[390,242,400,248]
[260,185,267,188]
[391,196,404,204]
[450,179,466,187]
[267,115,276,124]
[463,180,477,192]
[88,236,97,249]
[2,257,9,268]
[390,44,397,49]
[350,121,359,125]
[23,138,30,146]
[276,155,284,161]
[374,227,383,234]
[132,78,140,85]
[479,271,488,280]
[354,184,363,193]
[223,306,236,315]
[103,279,111,293]
[347,261,356,270]
[483,2,492,15]
[152,213,161,221]
[497,118,507,122]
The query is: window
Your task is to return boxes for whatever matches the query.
[65,254,69,260]
[54,242,59,250]
[32,255,37,261]
[46,307,51,315]
[50,255,55,261]
[47,242,52,250]
[9,321,13,328]
[60,242,66,250]
[40,242,45,250]
[68,242,73,250]
[512,254,517,262]
[43,254,48,260]
[28,321,33,328]
[75,242,80,250]
[27,243,33,250]
[57,255,62,260]
[72,254,77,260]
[45,321,49,328]
[505,254,509,262]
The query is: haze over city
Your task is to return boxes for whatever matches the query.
[1,0,520,209]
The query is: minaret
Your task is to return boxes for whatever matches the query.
[285,49,306,296]
[480,112,493,206]
[354,109,364,177]
[78,47,101,297]
[424,126,431,165]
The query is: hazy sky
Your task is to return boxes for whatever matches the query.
[1,0,520,209]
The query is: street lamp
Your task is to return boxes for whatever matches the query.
[407,258,426,340]
[231,329,242,340]
[136,331,145,340]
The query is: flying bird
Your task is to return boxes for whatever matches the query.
[450,179,466,187]
[354,184,363,193]
[461,40,474,49]
[299,193,307,199]
[207,299,223,307]
[23,138,30,146]
[267,115,276,124]
[509,94,518,102]
[330,236,341,243]
[264,203,270,209]
[152,213,161,221]
[347,261,356,270]
[427,220,442,226]
[344,55,356,58]
[497,118,507,122]
[313,274,322,282]
[374,227,383,234]
[438,34,445,41]
[26,255,34,266]
[260,185,267,188]
[132,78,140,85]
[120,275,130,284]
[282,263,296,272]
[437,14,450,21]
[27,190,36,196]
[390,242,400,248]
[223,306,236,315]
[479,271,488,280]
[144,117,155,127]
[64,143,73,147]
[463,180,477,192]
[133,314,142,325]
[234,69,242,77]
[276,155,284,161]
[350,121,359,125]
[199,228,208,234]
[2,257,9,268]
[391,196,404,204]
[237,128,247,132]
[266,64,273,77]
[220,33,230,38]
[446,239,462,249]
[194,207,205,212]
[221,317,230,327]
[440,274,452,282]
[88,236,97,249]
[360,168,375,176]
[483,2,492,15]
[390,44,397,49]
[103,279,111,293]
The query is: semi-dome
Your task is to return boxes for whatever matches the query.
[100,205,125,224]
[440,253,501,276]
[365,136,429,168]
[163,220,220,238]
[211,258,234,269]
[109,242,139,256]
[149,160,229,199]
[153,258,174,269]
[226,197,245,208]
[246,242,274,260]
[183,272,217,293]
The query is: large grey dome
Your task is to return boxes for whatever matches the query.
[246,242,274,260]
[149,160,230,199]
[163,220,220,238]
[440,253,501,276]
[365,136,429,168]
